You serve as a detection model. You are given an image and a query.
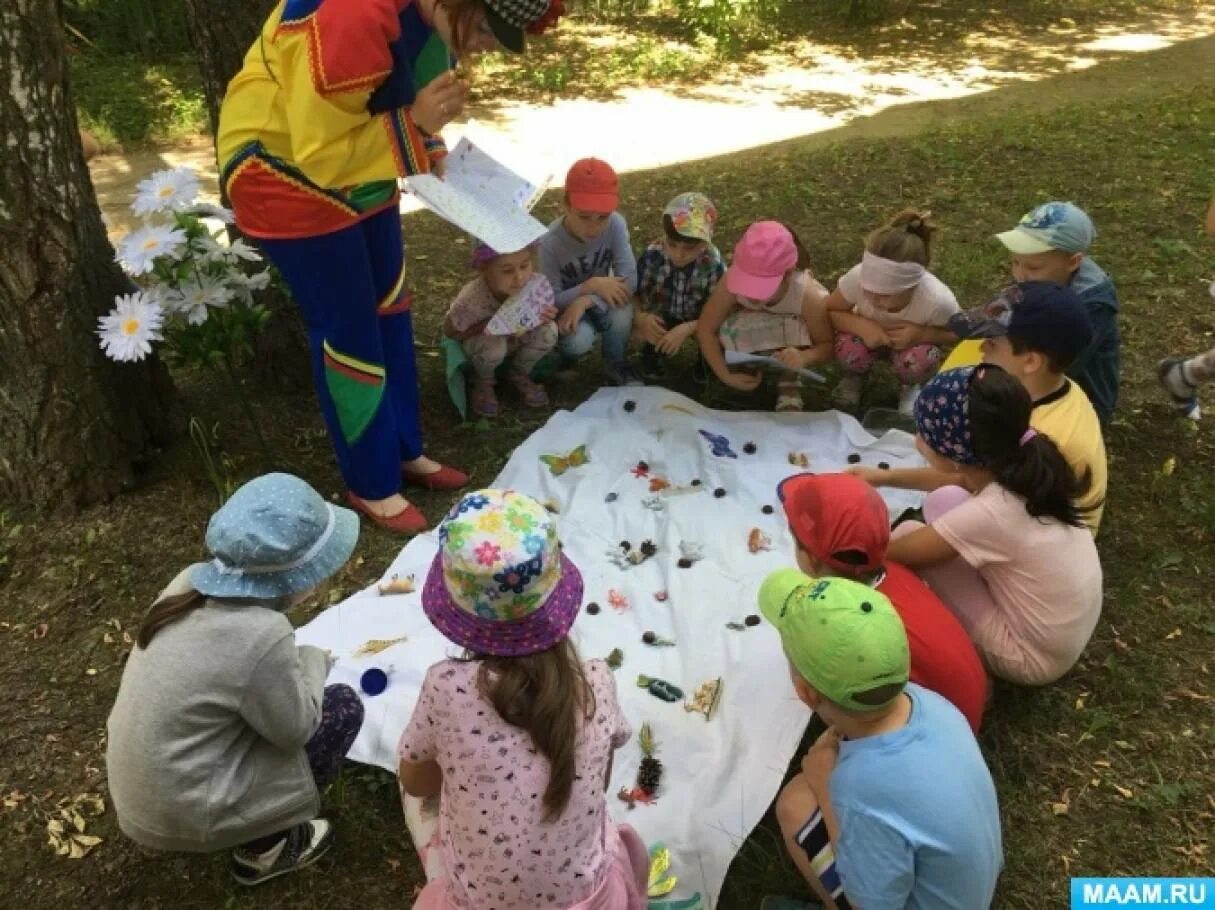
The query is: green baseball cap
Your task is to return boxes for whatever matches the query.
[758,569,910,712]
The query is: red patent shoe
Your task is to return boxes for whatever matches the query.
[401,463,469,492]
[345,492,429,535]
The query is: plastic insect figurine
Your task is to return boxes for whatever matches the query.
[606,648,624,670]
[377,574,416,595]
[542,498,561,514]
[679,541,705,564]
[653,590,669,602]
[748,528,772,554]
[608,540,658,570]
[631,460,650,478]
[636,675,683,702]
[540,444,590,477]
[684,677,723,720]
[788,452,810,468]
[698,429,738,459]
[648,476,671,493]
[641,495,666,512]
[608,588,630,612]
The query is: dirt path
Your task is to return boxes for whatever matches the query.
[88,9,1213,238]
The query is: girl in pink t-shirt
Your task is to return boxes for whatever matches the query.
[398,489,648,910]
[885,365,1103,686]
[826,210,960,416]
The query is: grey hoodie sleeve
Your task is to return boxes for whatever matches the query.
[608,213,637,295]
[539,226,585,311]
[239,635,328,751]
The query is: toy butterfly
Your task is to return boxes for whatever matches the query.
[539,444,590,476]
[698,429,737,459]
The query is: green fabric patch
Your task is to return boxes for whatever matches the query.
[324,363,384,445]
[347,180,397,212]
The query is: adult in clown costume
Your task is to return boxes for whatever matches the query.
[217,0,564,533]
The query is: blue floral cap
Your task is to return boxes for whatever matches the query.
[914,367,982,466]
[996,201,1096,255]
[190,473,359,600]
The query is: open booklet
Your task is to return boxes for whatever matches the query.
[403,137,551,253]
[725,349,826,384]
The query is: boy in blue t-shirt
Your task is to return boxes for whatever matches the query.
[759,570,1003,910]
[996,201,1120,423]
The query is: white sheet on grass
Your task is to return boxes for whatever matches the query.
[297,387,925,908]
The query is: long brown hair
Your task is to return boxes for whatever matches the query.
[437,0,489,55]
[474,639,596,821]
[865,208,937,266]
[136,589,209,648]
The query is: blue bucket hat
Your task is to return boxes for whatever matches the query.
[190,473,359,600]
[914,366,982,466]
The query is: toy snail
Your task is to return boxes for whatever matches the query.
[637,675,683,702]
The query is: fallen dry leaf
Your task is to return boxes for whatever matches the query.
[32,623,48,640]
[1112,784,1134,799]
[351,635,408,657]
[1165,628,1183,641]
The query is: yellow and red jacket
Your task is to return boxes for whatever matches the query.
[217,0,450,239]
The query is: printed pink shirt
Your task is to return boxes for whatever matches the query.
[398,658,631,909]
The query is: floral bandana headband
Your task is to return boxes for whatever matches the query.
[914,366,982,466]
[860,250,926,295]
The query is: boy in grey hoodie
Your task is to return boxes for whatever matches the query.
[539,157,643,386]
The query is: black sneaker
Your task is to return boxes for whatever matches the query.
[604,361,645,387]
[231,819,334,886]
[640,345,665,382]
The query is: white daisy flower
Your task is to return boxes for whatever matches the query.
[97,292,165,362]
[224,238,262,263]
[230,270,272,291]
[173,275,235,325]
[116,224,187,275]
[131,167,200,216]
[189,232,228,263]
[184,202,235,224]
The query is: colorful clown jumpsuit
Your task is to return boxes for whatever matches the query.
[217,0,450,499]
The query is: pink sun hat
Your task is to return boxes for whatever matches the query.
[422,489,583,657]
[726,221,798,300]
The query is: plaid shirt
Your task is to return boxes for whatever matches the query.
[635,241,725,324]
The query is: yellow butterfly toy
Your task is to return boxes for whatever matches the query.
[540,444,590,477]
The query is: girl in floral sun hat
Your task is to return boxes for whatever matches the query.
[696,220,834,411]
[399,489,648,909]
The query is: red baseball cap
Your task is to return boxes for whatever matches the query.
[777,473,890,577]
[565,158,619,214]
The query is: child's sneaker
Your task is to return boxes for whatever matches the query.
[775,382,803,412]
[509,372,549,408]
[469,377,499,418]
[640,345,665,382]
[898,383,922,417]
[833,374,863,410]
[231,819,334,887]
[1157,357,1201,420]
[604,361,645,387]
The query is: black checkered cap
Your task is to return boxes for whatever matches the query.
[485,0,549,28]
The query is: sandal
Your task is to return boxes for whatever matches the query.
[775,383,803,412]
[509,372,549,408]
[469,377,499,418]
[345,491,428,534]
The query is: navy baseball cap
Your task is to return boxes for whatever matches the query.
[949,281,1093,362]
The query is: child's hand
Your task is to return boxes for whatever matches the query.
[558,297,591,335]
[636,312,667,346]
[721,369,763,392]
[539,304,558,322]
[586,276,631,307]
[858,323,893,349]
[773,346,806,371]
[801,727,841,792]
[656,321,695,356]
[412,70,468,135]
[885,322,923,350]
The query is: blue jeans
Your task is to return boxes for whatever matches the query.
[558,303,634,368]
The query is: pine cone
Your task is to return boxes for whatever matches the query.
[637,756,663,796]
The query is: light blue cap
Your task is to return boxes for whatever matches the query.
[190,473,359,600]
[996,201,1096,255]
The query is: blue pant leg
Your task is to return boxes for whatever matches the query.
[601,302,635,366]
[558,311,599,359]
[360,208,424,461]
[260,226,402,499]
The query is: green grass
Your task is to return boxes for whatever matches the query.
[70,52,207,147]
[5,52,1213,910]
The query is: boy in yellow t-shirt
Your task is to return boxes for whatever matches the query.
[853,281,1106,535]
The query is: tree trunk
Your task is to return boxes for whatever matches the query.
[0,0,183,512]
[183,0,314,392]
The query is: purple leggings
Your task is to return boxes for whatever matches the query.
[834,332,942,384]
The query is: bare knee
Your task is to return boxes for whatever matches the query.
[775,773,819,839]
